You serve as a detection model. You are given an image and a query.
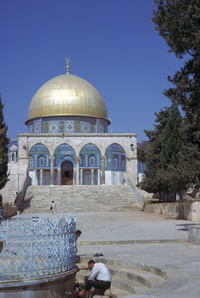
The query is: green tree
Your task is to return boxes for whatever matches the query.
[139,105,200,200]
[153,0,200,148]
[0,96,9,189]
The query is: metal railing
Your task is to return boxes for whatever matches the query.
[0,212,76,280]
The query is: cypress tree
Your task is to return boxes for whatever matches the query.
[0,96,9,189]
[153,0,200,174]
[139,105,200,200]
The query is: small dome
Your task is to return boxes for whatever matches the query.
[26,74,110,124]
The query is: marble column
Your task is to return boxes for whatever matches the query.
[101,156,106,185]
[75,157,80,185]
[50,155,55,185]
[58,168,61,185]
[34,170,37,186]
[80,169,83,185]
[91,169,94,185]
[97,169,101,185]
[73,167,75,185]
[40,169,43,185]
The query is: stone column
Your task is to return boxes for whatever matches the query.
[73,167,75,185]
[118,171,120,185]
[50,155,55,185]
[101,156,106,185]
[75,157,80,185]
[58,168,61,185]
[91,169,94,185]
[97,169,101,185]
[40,169,43,185]
[80,169,83,185]
[33,170,37,186]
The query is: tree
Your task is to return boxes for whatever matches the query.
[139,104,200,200]
[0,96,9,189]
[153,0,200,148]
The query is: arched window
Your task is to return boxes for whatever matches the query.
[113,155,118,170]
[105,143,125,171]
[38,155,45,167]
[89,155,95,167]
[12,153,15,162]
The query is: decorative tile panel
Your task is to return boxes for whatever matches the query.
[27,117,108,134]
[75,121,81,133]
[43,122,49,133]
[81,122,90,133]
[90,124,95,133]
[59,121,65,133]
[49,121,58,133]
[66,121,74,133]
[34,121,41,133]
[29,125,33,133]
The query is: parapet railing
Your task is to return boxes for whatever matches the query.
[0,212,76,280]
[127,176,144,207]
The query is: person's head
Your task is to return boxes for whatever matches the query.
[84,276,89,283]
[76,230,82,238]
[52,201,54,203]
[88,260,96,270]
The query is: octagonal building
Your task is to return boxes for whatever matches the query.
[6,61,137,195]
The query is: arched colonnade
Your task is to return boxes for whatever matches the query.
[28,142,126,186]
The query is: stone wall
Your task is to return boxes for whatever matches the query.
[143,200,200,222]
[3,206,17,219]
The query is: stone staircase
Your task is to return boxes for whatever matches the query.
[19,185,141,214]
[76,256,167,297]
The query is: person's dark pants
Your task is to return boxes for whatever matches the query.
[84,280,111,291]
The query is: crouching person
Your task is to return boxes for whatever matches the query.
[77,260,111,297]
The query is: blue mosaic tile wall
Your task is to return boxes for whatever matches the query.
[29,143,50,170]
[54,144,75,167]
[105,143,126,171]
[80,144,101,168]
[28,117,108,134]
[28,143,126,172]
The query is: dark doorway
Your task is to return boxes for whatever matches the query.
[61,161,73,185]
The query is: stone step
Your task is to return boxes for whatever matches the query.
[76,257,167,297]
[20,185,141,213]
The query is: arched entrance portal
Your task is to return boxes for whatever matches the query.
[61,161,73,185]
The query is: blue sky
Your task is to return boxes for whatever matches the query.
[0,0,185,142]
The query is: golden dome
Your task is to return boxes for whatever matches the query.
[26,74,109,124]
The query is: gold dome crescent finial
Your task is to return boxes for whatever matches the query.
[65,58,70,74]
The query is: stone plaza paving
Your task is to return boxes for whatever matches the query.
[11,210,200,297]
[75,211,200,297]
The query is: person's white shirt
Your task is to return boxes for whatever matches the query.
[88,262,111,282]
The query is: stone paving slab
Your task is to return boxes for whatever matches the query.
[74,211,200,297]
[75,211,198,241]
[17,210,200,297]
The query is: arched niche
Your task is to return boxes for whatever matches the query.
[79,143,101,168]
[105,143,126,171]
[54,144,75,168]
[29,143,50,170]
